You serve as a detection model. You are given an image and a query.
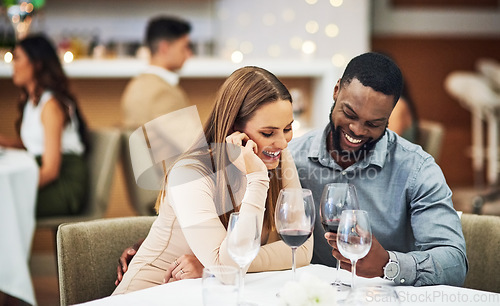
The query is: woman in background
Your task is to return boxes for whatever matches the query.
[0,34,89,217]
[113,66,312,294]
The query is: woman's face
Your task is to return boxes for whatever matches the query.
[241,99,294,170]
[12,46,35,88]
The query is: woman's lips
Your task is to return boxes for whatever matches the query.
[262,150,281,160]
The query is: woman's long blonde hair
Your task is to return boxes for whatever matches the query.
[156,66,292,231]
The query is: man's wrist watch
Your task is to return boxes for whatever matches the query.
[383,251,400,281]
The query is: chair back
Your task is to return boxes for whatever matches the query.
[417,120,445,162]
[461,213,500,293]
[56,216,156,305]
[37,128,121,229]
[121,129,159,215]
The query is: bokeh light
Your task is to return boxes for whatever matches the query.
[4,52,13,63]
[305,21,319,34]
[325,24,340,38]
[63,51,74,63]
[301,40,316,55]
[231,51,243,63]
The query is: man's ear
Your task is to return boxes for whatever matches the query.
[333,79,341,101]
[157,40,170,54]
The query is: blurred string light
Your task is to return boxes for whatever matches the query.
[231,51,243,63]
[305,20,319,34]
[4,0,46,40]
[305,0,318,5]
[4,51,13,63]
[325,24,339,38]
[63,51,74,63]
[331,53,346,67]
[330,0,343,7]
[301,40,316,55]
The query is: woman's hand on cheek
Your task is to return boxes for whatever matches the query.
[226,132,266,174]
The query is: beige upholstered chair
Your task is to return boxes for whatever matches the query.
[120,129,159,216]
[56,216,156,305]
[461,213,500,293]
[417,120,445,162]
[37,128,121,231]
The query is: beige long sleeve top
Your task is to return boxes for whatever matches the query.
[121,71,190,129]
[113,149,313,294]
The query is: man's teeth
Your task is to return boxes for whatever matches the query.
[345,133,362,144]
[263,150,280,157]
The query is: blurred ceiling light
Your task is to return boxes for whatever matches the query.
[305,21,319,34]
[301,40,316,55]
[325,24,339,37]
[240,41,254,54]
[330,0,343,7]
[268,44,281,57]
[331,53,346,67]
[64,51,74,63]
[262,13,276,26]
[231,51,243,63]
[282,8,295,22]
[4,51,13,63]
[305,0,318,5]
[290,36,303,50]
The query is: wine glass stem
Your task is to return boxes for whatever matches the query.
[335,259,341,284]
[291,247,297,281]
[351,259,357,289]
[238,266,244,303]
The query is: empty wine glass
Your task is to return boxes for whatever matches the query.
[337,210,372,289]
[319,183,359,289]
[226,212,261,305]
[275,188,315,281]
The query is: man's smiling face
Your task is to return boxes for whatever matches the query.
[330,78,394,160]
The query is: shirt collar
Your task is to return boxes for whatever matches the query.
[309,124,389,169]
[143,65,179,86]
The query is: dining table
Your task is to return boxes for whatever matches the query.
[78,264,499,306]
[0,148,39,305]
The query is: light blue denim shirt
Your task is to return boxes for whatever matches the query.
[289,125,468,286]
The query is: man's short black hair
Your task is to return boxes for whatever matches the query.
[146,15,191,53]
[340,52,403,105]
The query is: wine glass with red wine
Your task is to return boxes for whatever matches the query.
[319,183,359,289]
[275,188,315,281]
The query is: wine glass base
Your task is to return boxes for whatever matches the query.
[330,281,351,292]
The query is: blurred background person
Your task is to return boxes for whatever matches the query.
[121,15,193,129]
[0,34,89,218]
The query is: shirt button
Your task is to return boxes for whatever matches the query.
[400,279,405,284]
[342,171,346,175]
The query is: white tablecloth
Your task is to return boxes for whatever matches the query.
[78,264,500,306]
[0,148,39,305]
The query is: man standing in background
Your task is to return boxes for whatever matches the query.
[121,15,192,128]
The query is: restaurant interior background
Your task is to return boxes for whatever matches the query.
[0,0,500,304]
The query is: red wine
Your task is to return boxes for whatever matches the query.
[321,221,339,233]
[278,229,312,247]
